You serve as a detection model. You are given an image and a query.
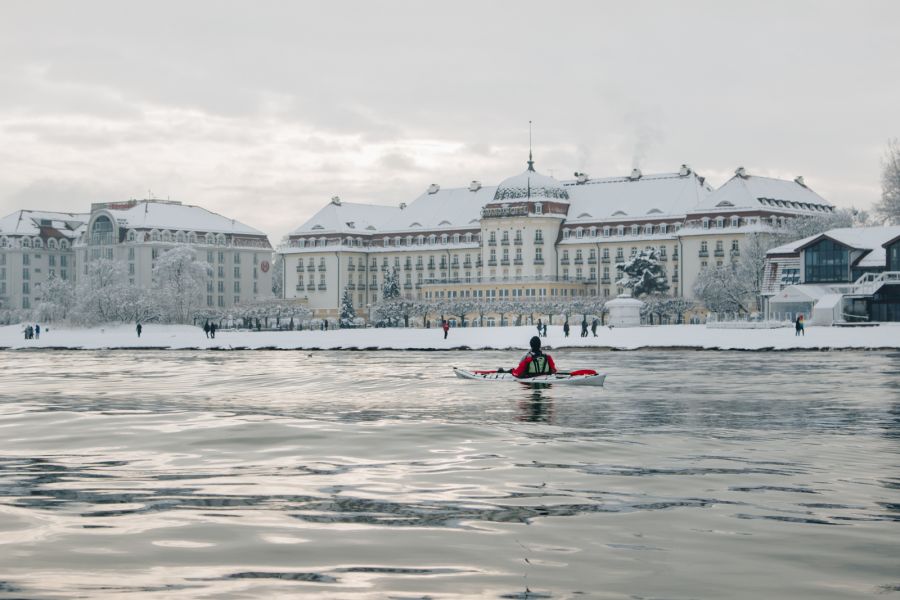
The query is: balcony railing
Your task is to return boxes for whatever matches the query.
[488,259,497,266]
[318,284,327,290]
[534,237,544,245]
[601,277,611,284]
[514,238,523,245]
[699,250,709,257]
[501,239,509,246]
[421,275,596,286]
[296,265,305,272]
[463,261,472,269]
[588,258,597,264]
[560,258,570,265]
[714,250,724,257]
[295,284,305,291]
[347,283,356,290]
[534,258,544,265]
[601,257,610,263]
[369,283,378,290]
[513,258,523,265]
[416,263,423,270]
[488,240,497,246]
[574,258,584,265]
[347,264,356,271]
[500,258,510,266]
[615,256,624,263]
[404,282,412,289]
[306,283,315,290]
[306,265,315,272]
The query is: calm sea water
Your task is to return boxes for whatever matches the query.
[0,349,898,599]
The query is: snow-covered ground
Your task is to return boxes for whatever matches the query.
[2,323,898,351]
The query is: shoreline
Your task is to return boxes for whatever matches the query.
[3,323,898,352]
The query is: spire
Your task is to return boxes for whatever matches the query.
[527,120,535,172]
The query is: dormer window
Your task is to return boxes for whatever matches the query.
[441,234,448,244]
[383,237,389,247]
[644,224,653,235]
[731,216,740,227]
[428,234,436,244]
[616,225,624,236]
[590,227,597,237]
[534,202,543,215]
[562,229,570,240]
[603,227,610,237]
[576,228,583,239]
[702,218,710,229]
[715,217,724,228]
[631,225,639,236]
[453,233,460,244]
[660,223,668,234]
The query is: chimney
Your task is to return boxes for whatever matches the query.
[735,166,748,178]
[399,202,407,210]
[331,196,342,206]
[629,168,642,181]
[794,175,806,187]
[427,183,440,194]
[468,180,482,192]
[679,164,691,177]
[574,172,589,184]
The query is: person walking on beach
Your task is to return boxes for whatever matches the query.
[203,321,210,338]
[591,318,598,337]
[136,323,143,338]
[442,319,450,339]
[580,317,588,337]
[563,319,570,338]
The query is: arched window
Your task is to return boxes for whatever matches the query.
[217,233,227,245]
[0,236,7,248]
[453,233,460,244]
[441,234,448,244]
[91,215,114,245]
[60,239,69,250]
[188,232,197,243]
[161,230,172,242]
[206,233,215,244]
[33,237,43,248]
[21,237,31,248]
[48,238,58,249]
[175,231,186,243]
[428,234,436,245]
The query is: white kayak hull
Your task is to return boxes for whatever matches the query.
[453,368,606,386]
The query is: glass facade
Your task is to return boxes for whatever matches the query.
[804,239,849,283]
[887,240,900,272]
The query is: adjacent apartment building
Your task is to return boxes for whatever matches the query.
[279,157,835,318]
[75,199,274,309]
[0,210,88,311]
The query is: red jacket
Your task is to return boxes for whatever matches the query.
[511,352,557,378]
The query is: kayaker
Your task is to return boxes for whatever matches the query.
[511,336,557,379]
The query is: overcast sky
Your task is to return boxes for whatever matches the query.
[1,0,898,241]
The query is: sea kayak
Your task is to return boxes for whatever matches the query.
[453,367,606,386]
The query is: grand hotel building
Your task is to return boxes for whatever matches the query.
[278,157,835,318]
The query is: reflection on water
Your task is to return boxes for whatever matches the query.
[0,349,898,599]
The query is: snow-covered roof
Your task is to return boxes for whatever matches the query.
[0,210,88,238]
[98,201,266,237]
[698,171,832,212]
[563,171,713,222]
[769,284,834,304]
[290,167,713,236]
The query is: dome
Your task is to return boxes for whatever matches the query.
[493,158,569,202]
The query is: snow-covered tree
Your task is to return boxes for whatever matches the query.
[373,297,422,327]
[382,266,400,300]
[74,258,131,324]
[153,245,210,324]
[616,248,669,297]
[339,287,356,328]
[35,275,75,322]
[876,139,900,224]
[692,264,753,314]
[642,294,696,324]
[271,255,285,298]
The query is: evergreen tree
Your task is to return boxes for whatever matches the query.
[339,287,356,328]
[616,248,669,297]
[382,266,400,300]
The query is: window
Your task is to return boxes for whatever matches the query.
[534,202,543,215]
[780,268,800,287]
[804,238,850,283]
[631,225,639,235]
[563,229,570,240]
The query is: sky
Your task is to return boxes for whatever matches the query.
[1,0,898,242]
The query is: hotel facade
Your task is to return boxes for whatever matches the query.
[278,158,835,319]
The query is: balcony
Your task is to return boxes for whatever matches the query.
[295,284,305,291]
[699,250,709,257]
[672,254,679,261]
[574,258,584,265]
[428,263,436,270]
[488,259,497,266]
[317,284,327,290]
[615,256,624,263]
[404,282,413,289]
[318,265,327,271]
[672,275,679,282]
[513,258,523,265]
[730,250,740,257]
[488,240,497,246]
[534,258,545,265]
[463,261,472,269]
[404,263,412,270]
[560,258,570,265]
[601,277,611,284]
[501,238,510,246]
[534,237,544,245]
[714,250,725,257]
[476,259,483,267]
[514,238,523,245]
[500,258,510,266]
[296,265,304,272]
[451,262,460,269]
[601,257,610,263]
[369,283,378,290]
[306,283,315,290]
[347,264,356,271]
[588,258,597,264]
[347,283,356,290]
[416,263,423,270]
[306,265,315,272]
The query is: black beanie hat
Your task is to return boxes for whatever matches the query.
[530,336,541,351]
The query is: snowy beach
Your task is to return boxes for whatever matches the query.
[2,323,898,351]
